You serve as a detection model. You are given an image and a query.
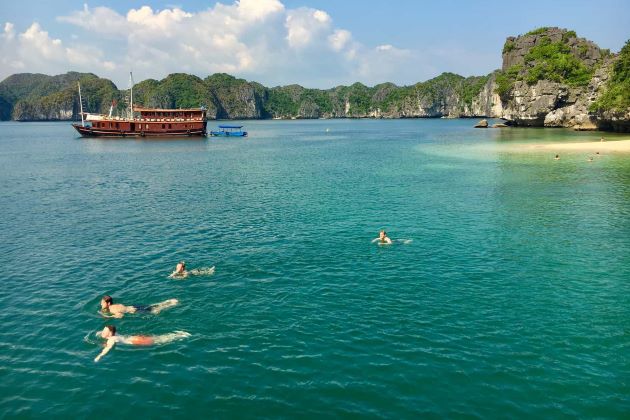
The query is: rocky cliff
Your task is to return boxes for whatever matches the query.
[0,72,120,121]
[0,27,627,130]
[487,27,629,131]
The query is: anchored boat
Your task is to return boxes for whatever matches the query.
[209,125,248,137]
[72,72,207,138]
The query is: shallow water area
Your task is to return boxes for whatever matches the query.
[0,119,628,417]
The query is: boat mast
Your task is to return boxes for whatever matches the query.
[78,82,84,127]
[129,71,134,120]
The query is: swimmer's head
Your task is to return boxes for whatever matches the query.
[379,230,387,239]
[100,325,116,338]
[101,295,113,309]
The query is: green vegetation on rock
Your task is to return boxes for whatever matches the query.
[525,27,550,36]
[0,70,493,120]
[590,39,630,114]
[1,72,120,120]
[495,65,523,101]
[503,40,515,54]
[460,75,490,107]
[523,36,594,86]
[494,28,601,100]
[134,73,210,109]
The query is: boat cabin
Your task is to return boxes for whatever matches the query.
[134,106,206,121]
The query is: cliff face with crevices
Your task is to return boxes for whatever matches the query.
[486,27,628,131]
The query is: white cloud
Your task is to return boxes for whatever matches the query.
[0,22,116,78]
[328,29,351,52]
[285,8,332,49]
[58,4,128,37]
[313,10,331,23]
[20,23,63,59]
[376,44,393,51]
[1,1,433,88]
[237,0,284,21]
[3,22,15,40]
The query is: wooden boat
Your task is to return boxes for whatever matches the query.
[209,125,248,137]
[72,73,207,138]
[72,107,207,137]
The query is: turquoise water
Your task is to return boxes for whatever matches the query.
[0,120,628,417]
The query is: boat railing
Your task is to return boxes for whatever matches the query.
[89,116,204,123]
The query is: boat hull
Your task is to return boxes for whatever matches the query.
[209,131,248,137]
[72,124,207,138]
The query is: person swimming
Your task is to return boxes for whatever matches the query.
[94,325,190,362]
[372,230,393,245]
[554,154,560,160]
[100,295,178,318]
[170,261,188,278]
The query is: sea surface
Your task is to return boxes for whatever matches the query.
[0,119,628,418]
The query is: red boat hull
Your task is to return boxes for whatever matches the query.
[72,124,206,138]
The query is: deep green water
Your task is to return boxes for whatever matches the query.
[0,119,629,418]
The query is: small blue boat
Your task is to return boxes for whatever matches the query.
[209,125,248,137]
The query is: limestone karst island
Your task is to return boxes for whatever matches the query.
[1,27,628,132]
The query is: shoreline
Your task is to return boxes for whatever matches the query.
[2,120,628,139]
[519,139,630,153]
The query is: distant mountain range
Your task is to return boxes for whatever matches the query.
[1,27,628,131]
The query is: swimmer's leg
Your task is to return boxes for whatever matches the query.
[149,299,179,314]
[152,331,191,345]
[189,266,215,276]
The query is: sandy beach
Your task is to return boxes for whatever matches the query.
[522,139,630,153]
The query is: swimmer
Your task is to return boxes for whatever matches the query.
[372,230,393,245]
[94,325,190,362]
[100,295,178,318]
[600,136,605,142]
[554,154,560,160]
[588,156,594,162]
[169,260,217,279]
[170,261,188,278]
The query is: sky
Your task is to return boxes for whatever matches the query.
[1,0,628,88]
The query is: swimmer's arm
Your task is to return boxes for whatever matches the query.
[385,238,392,244]
[99,310,121,319]
[94,339,115,362]
[371,238,380,243]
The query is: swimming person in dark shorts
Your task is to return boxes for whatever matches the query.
[94,325,190,362]
[100,295,179,318]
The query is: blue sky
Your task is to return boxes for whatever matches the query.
[1,0,628,88]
